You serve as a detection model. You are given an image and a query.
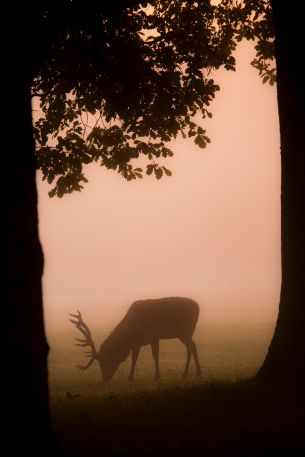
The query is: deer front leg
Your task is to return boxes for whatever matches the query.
[151,340,160,380]
[128,346,140,381]
[182,340,192,379]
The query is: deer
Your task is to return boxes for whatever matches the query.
[69,297,202,382]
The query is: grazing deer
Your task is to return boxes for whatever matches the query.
[69,297,202,382]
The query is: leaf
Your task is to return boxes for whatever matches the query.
[188,130,196,138]
[146,164,154,175]
[194,135,206,148]
[163,166,172,177]
[154,167,163,180]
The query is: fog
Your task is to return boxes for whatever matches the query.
[37,41,280,336]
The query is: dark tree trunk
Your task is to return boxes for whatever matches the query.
[2,3,142,454]
[257,1,305,386]
[3,78,59,455]
[2,7,60,454]
[3,84,59,454]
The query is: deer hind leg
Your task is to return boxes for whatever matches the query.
[180,338,192,379]
[191,340,202,377]
[151,339,160,380]
[128,346,140,381]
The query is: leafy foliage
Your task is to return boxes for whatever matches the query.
[33,0,275,197]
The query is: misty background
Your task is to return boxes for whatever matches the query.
[37,41,280,340]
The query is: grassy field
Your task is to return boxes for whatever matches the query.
[47,322,274,395]
[47,323,304,456]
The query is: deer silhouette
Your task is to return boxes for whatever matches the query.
[69,297,202,382]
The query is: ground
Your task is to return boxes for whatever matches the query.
[47,324,304,456]
[51,380,304,457]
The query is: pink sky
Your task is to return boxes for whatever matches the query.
[37,41,281,334]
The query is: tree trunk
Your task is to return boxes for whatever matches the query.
[257,1,305,386]
[2,3,143,454]
[3,58,59,457]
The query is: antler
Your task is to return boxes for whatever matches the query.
[69,310,97,370]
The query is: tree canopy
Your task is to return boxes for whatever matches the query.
[33,0,275,197]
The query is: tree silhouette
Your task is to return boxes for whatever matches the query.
[33,0,275,197]
[3,0,304,454]
[4,1,144,454]
[256,0,305,386]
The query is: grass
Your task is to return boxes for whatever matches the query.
[48,324,304,456]
[51,378,305,457]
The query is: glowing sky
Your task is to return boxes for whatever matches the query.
[37,41,281,334]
